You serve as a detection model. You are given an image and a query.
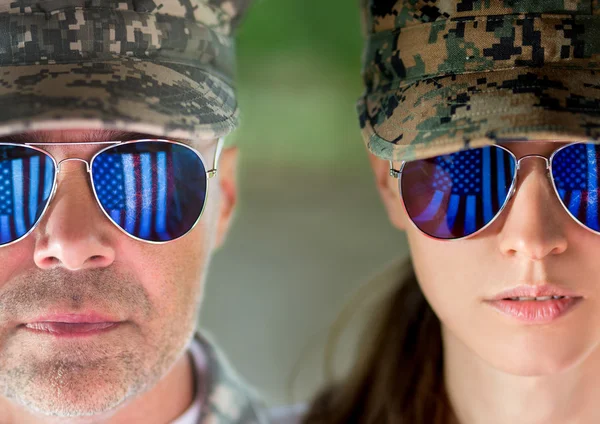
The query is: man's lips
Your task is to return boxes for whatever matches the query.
[21,313,123,337]
[25,313,120,324]
[24,322,118,334]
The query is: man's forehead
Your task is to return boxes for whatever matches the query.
[0,130,216,149]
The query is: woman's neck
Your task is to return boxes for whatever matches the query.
[443,328,600,424]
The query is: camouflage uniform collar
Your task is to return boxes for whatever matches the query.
[194,333,269,424]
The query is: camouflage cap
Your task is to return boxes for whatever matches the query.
[0,0,252,141]
[358,0,600,162]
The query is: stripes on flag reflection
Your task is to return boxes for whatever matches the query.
[93,151,173,241]
[0,151,54,244]
[410,146,515,237]
[553,143,600,232]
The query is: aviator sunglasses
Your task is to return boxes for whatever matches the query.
[0,138,222,246]
[390,142,600,240]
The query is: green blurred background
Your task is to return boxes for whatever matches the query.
[200,0,409,407]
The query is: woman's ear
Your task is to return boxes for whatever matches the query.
[369,154,408,231]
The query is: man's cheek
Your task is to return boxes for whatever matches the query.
[135,266,200,321]
[0,246,33,285]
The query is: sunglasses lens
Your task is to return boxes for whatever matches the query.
[91,141,207,242]
[551,143,600,232]
[0,145,56,245]
[400,146,516,239]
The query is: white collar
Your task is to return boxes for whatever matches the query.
[171,338,207,424]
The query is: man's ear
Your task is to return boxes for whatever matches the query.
[369,154,408,231]
[214,146,238,248]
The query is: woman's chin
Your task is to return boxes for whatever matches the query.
[481,339,595,377]
[493,357,580,377]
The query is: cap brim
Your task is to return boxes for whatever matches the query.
[359,68,600,162]
[0,59,238,141]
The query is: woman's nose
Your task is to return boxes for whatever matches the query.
[497,159,568,260]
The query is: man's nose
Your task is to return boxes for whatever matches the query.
[497,159,568,260]
[33,162,116,270]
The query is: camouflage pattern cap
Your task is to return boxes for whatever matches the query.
[358,0,600,162]
[0,0,252,141]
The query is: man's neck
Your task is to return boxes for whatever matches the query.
[443,329,600,424]
[0,351,196,424]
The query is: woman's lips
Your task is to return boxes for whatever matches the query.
[490,285,582,301]
[486,285,583,323]
[487,297,582,323]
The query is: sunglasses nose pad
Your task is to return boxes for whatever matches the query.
[507,181,517,201]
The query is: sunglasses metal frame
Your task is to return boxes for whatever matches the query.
[388,142,599,241]
[0,137,223,247]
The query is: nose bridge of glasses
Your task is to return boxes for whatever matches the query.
[507,154,552,200]
[515,154,550,171]
[56,157,91,173]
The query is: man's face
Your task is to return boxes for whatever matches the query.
[0,129,236,417]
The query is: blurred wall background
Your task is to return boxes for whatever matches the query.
[199,0,410,407]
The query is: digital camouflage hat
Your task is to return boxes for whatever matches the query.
[358,0,600,162]
[0,0,251,141]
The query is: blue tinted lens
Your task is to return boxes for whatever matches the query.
[91,141,207,242]
[552,143,600,232]
[0,145,56,245]
[400,146,516,239]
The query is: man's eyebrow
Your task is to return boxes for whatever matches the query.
[0,132,40,144]
[0,130,207,147]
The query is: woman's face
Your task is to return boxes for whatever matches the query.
[372,141,600,376]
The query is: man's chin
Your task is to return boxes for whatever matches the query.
[1,357,149,418]
[16,387,128,418]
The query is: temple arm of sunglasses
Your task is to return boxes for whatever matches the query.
[389,161,402,178]
[206,137,224,179]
